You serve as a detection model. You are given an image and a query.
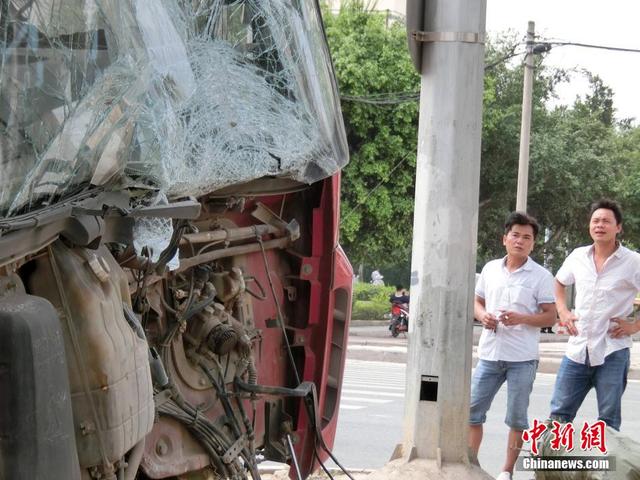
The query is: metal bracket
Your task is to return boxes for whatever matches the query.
[222,434,247,464]
[251,202,300,241]
[411,31,485,44]
[285,286,297,302]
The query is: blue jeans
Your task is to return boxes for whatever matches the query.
[550,348,630,431]
[470,359,538,430]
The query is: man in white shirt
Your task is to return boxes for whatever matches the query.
[552,199,640,431]
[470,212,556,480]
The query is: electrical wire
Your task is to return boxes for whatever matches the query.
[182,291,218,320]
[337,47,528,223]
[340,150,413,226]
[154,340,259,479]
[234,380,354,480]
[154,225,354,479]
[340,37,640,108]
[544,40,640,54]
[302,386,356,480]
[199,362,260,479]
[255,229,301,386]
[338,37,637,220]
[153,248,259,479]
[340,92,419,105]
[339,49,526,106]
[485,48,527,70]
[244,276,268,301]
[315,450,336,480]
[154,219,190,274]
[158,394,245,479]
[197,239,226,255]
[252,229,356,479]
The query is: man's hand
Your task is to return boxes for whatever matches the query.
[558,310,579,336]
[609,318,640,338]
[500,310,526,326]
[480,311,498,331]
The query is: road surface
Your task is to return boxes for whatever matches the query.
[329,358,640,479]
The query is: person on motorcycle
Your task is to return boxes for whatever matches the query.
[389,285,410,333]
[390,285,410,305]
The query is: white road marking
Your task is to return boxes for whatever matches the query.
[341,396,392,403]
[338,359,407,411]
[342,389,404,397]
[342,382,405,390]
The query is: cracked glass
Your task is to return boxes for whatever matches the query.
[0,0,348,216]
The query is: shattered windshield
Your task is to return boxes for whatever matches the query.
[0,0,348,216]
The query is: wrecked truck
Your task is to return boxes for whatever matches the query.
[0,1,353,479]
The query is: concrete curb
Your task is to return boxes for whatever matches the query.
[351,320,390,327]
[349,322,574,343]
[345,344,640,380]
[349,321,640,342]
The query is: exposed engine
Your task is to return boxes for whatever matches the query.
[132,201,301,480]
[0,187,353,480]
[0,0,353,477]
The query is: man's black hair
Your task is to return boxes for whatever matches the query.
[504,211,540,238]
[395,284,404,291]
[590,199,623,225]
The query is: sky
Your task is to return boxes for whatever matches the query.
[486,0,640,122]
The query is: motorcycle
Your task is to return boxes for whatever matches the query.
[389,302,409,337]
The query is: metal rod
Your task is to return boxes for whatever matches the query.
[286,434,303,480]
[180,225,280,245]
[175,237,291,273]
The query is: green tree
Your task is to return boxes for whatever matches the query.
[476,40,625,272]
[610,124,640,247]
[324,4,640,277]
[322,1,419,275]
[526,78,618,269]
[477,36,574,269]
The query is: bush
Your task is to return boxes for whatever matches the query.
[352,283,394,303]
[351,300,389,320]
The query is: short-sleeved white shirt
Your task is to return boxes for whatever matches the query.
[556,244,640,366]
[476,256,555,361]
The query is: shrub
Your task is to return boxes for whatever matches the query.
[352,283,395,303]
[351,300,389,320]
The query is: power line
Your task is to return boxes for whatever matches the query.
[544,40,640,54]
[485,48,527,69]
[340,37,640,106]
[338,36,640,218]
[340,49,526,105]
[340,151,413,225]
[340,92,419,105]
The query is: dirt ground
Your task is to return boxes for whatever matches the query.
[260,468,372,480]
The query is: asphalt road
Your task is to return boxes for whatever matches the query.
[328,357,640,479]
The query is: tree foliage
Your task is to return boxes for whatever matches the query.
[323,3,640,278]
[478,39,633,270]
[322,1,419,272]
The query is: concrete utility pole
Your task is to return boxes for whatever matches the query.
[398,0,488,471]
[516,21,535,212]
